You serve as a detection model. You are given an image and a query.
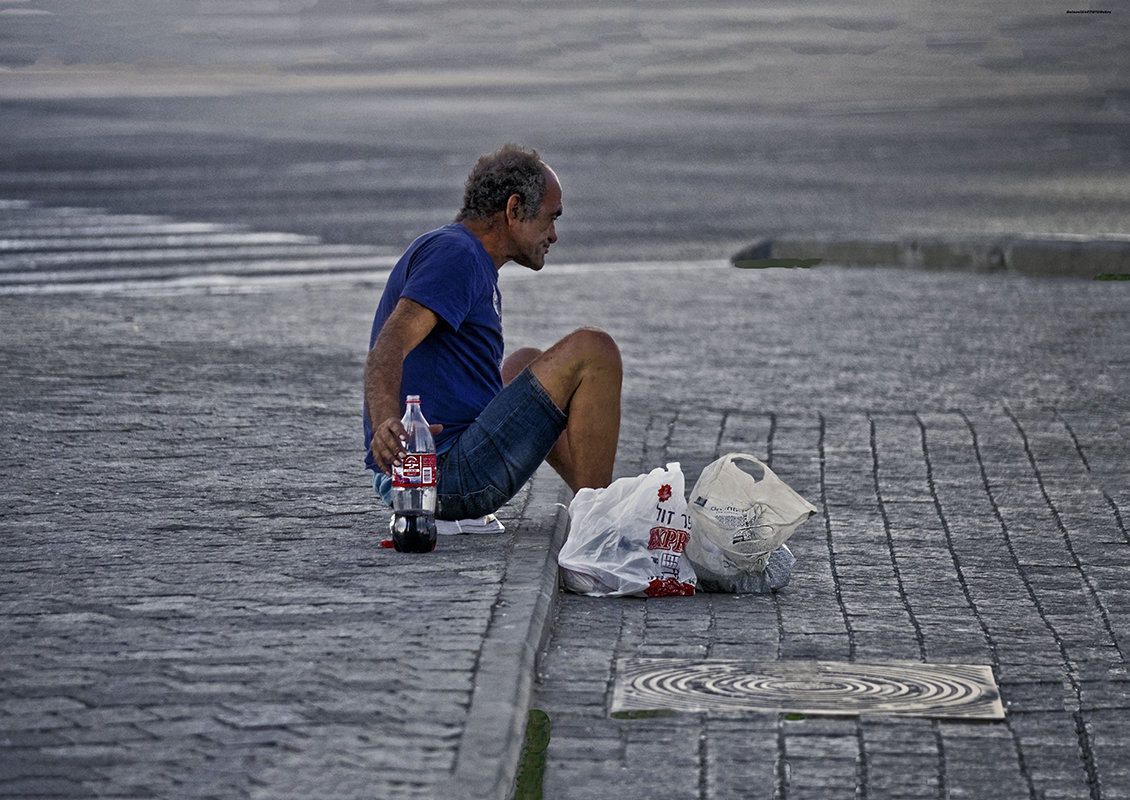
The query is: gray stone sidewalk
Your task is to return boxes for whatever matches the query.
[522,264,1130,799]
[0,284,566,799]
[2,261,1129,799]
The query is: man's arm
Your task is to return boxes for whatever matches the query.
[365,297,441,476]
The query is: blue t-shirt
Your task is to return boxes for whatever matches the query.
[363,224,504,470]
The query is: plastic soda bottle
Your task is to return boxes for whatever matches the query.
[390,395,438,552]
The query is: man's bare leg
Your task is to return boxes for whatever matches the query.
[501,347,542,384]
[501,328,621,492]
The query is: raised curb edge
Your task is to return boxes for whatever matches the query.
[434,475,568,800]
[733,235,1130,277]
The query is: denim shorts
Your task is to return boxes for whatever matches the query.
[374,367,567,520]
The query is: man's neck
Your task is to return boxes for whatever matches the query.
[458,218,509,270]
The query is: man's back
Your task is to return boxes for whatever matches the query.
[363,223,503,470]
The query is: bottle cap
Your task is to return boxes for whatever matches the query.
[406,395,420,403]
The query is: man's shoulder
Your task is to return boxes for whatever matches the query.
[409,224,479,257]
[405,224,493,278]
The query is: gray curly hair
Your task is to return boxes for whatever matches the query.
[456,144,548,222]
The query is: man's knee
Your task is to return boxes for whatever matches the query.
[503,347,542,384]
[564,326,621,371]
[529,327,622,408]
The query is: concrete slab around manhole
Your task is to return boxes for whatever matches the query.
[611,658,1004,720]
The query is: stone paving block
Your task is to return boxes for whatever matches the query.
[780,634,853,662]
[539,732,621,761]
[0,712,83,735]
[0,776,96,798]
[622,739,700,768]
[702,717,779,800]
[0,697,88,716]
[709,641,779,661]
[940,747,1031,799]
[542,760,684,800]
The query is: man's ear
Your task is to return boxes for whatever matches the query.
[506,193,525,222]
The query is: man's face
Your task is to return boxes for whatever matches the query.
[510,169,562,271]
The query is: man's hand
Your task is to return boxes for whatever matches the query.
[370,416,408,477]
[370,419,443,477]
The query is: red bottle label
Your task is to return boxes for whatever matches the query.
[393,453,437,488]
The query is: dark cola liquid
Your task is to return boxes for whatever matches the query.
[391,512,437,553]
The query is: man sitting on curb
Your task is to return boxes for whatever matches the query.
[363,144,622,534]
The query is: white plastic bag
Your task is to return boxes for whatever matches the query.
[686,453,817,593]
[559,462,697,597]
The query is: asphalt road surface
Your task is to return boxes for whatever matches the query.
[2,0,1128,265]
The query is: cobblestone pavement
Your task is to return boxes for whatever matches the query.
[0,280,567,799]
[510,263,1130,800]
[3,259,1127,799]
